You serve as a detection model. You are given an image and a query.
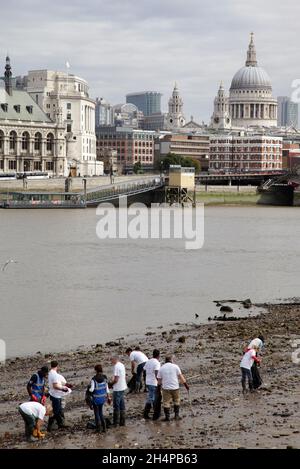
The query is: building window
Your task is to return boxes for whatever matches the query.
[0,131,4,151]
[14,105,21,113]
[67,103,71,110]
[9,160,17,170]
[22,132,30,151]
[1,103,8,112]
[26,105,33,114]
[67,124,72,133]
[46,133,54,153]
[9,131,17,151]
[46,161,54,171]
[34,161,42,171]
[34,132,42,151]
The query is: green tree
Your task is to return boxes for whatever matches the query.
[133,161,142,174]
[159,153,201,173]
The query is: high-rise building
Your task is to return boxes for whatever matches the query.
[95,97,113,126]
[277,96,299,128]
[126,91,162,116]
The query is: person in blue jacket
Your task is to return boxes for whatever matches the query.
[88,364,111,433]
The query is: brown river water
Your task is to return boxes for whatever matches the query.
[0,206,299,357]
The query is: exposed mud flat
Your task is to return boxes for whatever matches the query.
[0,303,300,449]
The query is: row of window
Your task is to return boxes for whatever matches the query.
[4,160,54,171]
[211,140,281,144]
[0,131,54,152]
[1,103,33,114]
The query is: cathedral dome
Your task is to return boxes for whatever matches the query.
[230,65,272,91]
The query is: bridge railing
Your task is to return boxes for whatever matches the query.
[86,177,164,203]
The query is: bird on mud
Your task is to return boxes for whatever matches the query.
[1,260,18,272]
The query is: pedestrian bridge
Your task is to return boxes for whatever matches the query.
[84,176,165,206]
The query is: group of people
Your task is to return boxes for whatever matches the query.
[19,349,189,441]
[18,336,264,442]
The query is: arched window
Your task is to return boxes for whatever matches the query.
[22,132,30,151]
[34,132,42,152]
[46,133,54,153]
[0,130,4,152]
[9,131,17,151]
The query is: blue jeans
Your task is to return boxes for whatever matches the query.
[136,362,146,385]
[241,367,253,390]
[113,391,125,412]
[93,403,105,427]
[146,385,157,405]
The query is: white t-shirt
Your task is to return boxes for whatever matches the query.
[240,349,256,370]
[248,338,263,351]
[129,351,148,365]
[144,358,161,386]
[157,363,182,390]
[113,362,127,392]
[48,369,69,398]
[20,402,46,420]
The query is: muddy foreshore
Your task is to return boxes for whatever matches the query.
[0,304,300,449]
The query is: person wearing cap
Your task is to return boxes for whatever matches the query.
[27,366,48,404]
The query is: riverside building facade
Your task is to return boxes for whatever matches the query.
[96,126,155,172]
[0,57,66,176]
[209,135,282,171]
[18,69,102,176]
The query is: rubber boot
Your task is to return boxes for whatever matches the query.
[101,419,107,433]
[119,410,126,426]
[143,403,151,420]
[47,416,55,432]
[113,411,120,427]
[163,407,170,422]
[95,423,101,433]
[174,405,181,420]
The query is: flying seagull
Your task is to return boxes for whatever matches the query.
[1,260,18,272]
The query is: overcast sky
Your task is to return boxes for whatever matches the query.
[1,0,300,122]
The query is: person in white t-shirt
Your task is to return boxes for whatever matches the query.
[157,355,189,421]
[18,401,52,442]
[247,335,265,390]
[109,355,127,427]
[126,346,148,393]
[47,360,72,431]
[143,349,161,419]
[240,345,260,394]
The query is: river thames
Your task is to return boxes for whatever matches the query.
[1,206,299,357]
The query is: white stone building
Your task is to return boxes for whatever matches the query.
[165,83,186,130]
[21,69,102,176]
[0,58,66,176]
[229,34,278,128]
[211,82,231,130]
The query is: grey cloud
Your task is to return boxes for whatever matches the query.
[1,0,300,121]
